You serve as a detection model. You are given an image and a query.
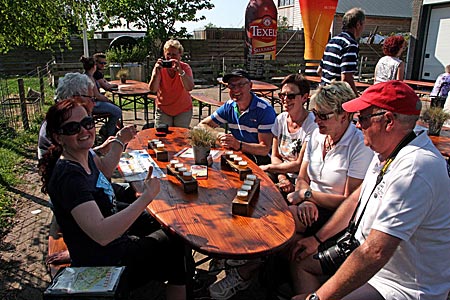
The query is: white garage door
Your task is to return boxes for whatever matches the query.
[422,5,450,80]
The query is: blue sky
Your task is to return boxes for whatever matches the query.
[175,0,247,33]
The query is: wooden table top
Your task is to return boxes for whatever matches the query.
[250,80,279,92]
[404,79,435,88]
[304,76,372,88]
[126,128,295,259]
[110,80,151,95]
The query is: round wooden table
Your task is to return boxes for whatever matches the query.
[126,128,295,259]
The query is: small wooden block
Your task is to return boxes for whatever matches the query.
[221,155,253,180]
[155,149,168,161]
[166,166,198,193]
[232,179,260,216]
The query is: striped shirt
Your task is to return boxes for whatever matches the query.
[320,31,359,85]
[211,93,276,144]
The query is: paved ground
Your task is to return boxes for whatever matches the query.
[0,85,286,300]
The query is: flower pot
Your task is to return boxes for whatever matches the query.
[428,120,443,136]
[193,145,211,165]
[120,76,127,84]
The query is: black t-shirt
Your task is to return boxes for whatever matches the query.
[48,152,129,266]
[93,70,104,81]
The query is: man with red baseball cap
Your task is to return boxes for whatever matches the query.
[292,81,450,300]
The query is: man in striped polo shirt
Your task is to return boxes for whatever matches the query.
[199,69,276,165]
[318,8,366,96]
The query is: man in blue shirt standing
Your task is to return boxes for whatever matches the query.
[318,8,366,96]
[200,69,276,165]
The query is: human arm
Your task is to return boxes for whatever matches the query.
[317,66,323,77]
[198,116,220,129]
[174,61,194,91]
[217,131,272,156]
[292,185,361,260]
[70,166,159,246]
[97,78,118,92]
[396,61,405,81]
[93,125,137,178]
[309,230,400,300]
[148,59,163,93]
[342,72,358,96]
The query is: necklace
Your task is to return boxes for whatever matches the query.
[323,133,343,156]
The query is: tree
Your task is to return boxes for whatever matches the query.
[0,0,91,54]
[95,0,214,58]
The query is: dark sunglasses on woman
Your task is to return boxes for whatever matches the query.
[278,92,300,100]
[312,108,335,121]
[57,116,95,135]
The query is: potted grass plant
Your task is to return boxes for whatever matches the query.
[188,127,217,165]
[116,68,129,84]
[422,106,450,136]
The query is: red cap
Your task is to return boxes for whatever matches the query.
[342,81,422,115]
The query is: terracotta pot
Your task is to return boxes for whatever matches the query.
[120,76,127,84]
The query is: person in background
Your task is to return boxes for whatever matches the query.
[93,52,118,92]
[149,39,194,128]
[291,81,450,300]
[430,64,450,108]
[317,8,366,96]
[260,74,317,196]
[199,69,276,166]
[374,35,407,84]
[286,81,373,295]
[39,99,187,300]
[80,56,122,138]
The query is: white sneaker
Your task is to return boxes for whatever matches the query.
[208,259,248,275]
[209,267,252,300]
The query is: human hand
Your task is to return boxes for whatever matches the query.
[259,164,269,171]
[217,133,239,150]
[45,250,71,265]
[290,236,319,261]
[142,166,160,202]
[297,201,318,227]
[287,190,301,205]
[278,178,294,193]
[116,125,137,144]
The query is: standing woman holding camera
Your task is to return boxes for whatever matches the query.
[149,39,195,128]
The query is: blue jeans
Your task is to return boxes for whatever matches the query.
[93,101,122,137]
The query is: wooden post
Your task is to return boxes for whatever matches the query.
[18,78,29,130]
[37,66,45,105]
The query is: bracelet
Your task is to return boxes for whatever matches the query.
[238,141,243,151]
[312,233,323,244]
[111,138,125,150]
[179,70,186,77]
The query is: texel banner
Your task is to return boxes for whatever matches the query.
[245,0,278,60]
[300,0,338,61]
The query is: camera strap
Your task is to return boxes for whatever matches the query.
[347,131,417,236]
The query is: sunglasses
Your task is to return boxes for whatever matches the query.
[278,92,301,100]
[227,81,249,90]
[97,62,107,65]
[312,108,335,120]
[58,116,95,135]
[357,111,386,123]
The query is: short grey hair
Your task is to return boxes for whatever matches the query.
[312,80,356,115]
[55,73,94,101]
[163,39,184,55]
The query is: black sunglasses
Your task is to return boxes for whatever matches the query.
[58,116,95,135]
[279,92,301,100]
[357,111,387,123]
[312,108,335,120]
[97,62,107,65]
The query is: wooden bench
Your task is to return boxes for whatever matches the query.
[191,93,224,122]
[47,62,83,88]
[47,216,70,279]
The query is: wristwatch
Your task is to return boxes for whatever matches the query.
[307,292,320,300]
[303,188,312,201]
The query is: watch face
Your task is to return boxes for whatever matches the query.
[304,190,312,199]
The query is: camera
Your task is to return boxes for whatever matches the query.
[161,60,172,68]
[314,231,360,275]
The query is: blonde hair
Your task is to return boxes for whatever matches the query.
[163,39,184,55]
[312,81,355,116]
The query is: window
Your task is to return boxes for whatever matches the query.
[279,0,294,6]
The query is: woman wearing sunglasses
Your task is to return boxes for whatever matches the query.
[39,99,187,299]
[286,81,374,295]
[260,74,317,196]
